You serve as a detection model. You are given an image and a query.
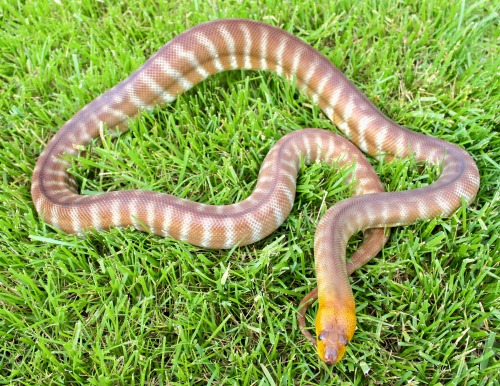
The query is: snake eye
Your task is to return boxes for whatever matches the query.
[340,336,349,346]
[317,333,325,341]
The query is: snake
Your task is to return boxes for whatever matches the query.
[31,19,480,364]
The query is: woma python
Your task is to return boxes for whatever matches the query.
[31,19,480,364]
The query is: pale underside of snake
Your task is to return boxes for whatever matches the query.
[31,19,480,364]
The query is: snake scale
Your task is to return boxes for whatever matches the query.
[31,19,480,364]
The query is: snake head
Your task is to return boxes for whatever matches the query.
[315,302,356,364]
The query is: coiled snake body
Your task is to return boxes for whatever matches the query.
[31,19,480,364]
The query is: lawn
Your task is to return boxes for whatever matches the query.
[1,0,498,384]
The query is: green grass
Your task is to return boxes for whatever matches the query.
[1,0,498,384]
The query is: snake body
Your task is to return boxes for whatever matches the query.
[31,19,480,364]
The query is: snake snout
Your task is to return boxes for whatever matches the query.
[323,347,340,365]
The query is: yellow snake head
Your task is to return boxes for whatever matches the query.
[315,302,356,364]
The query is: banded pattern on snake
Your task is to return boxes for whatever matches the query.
[31,19,480,364]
